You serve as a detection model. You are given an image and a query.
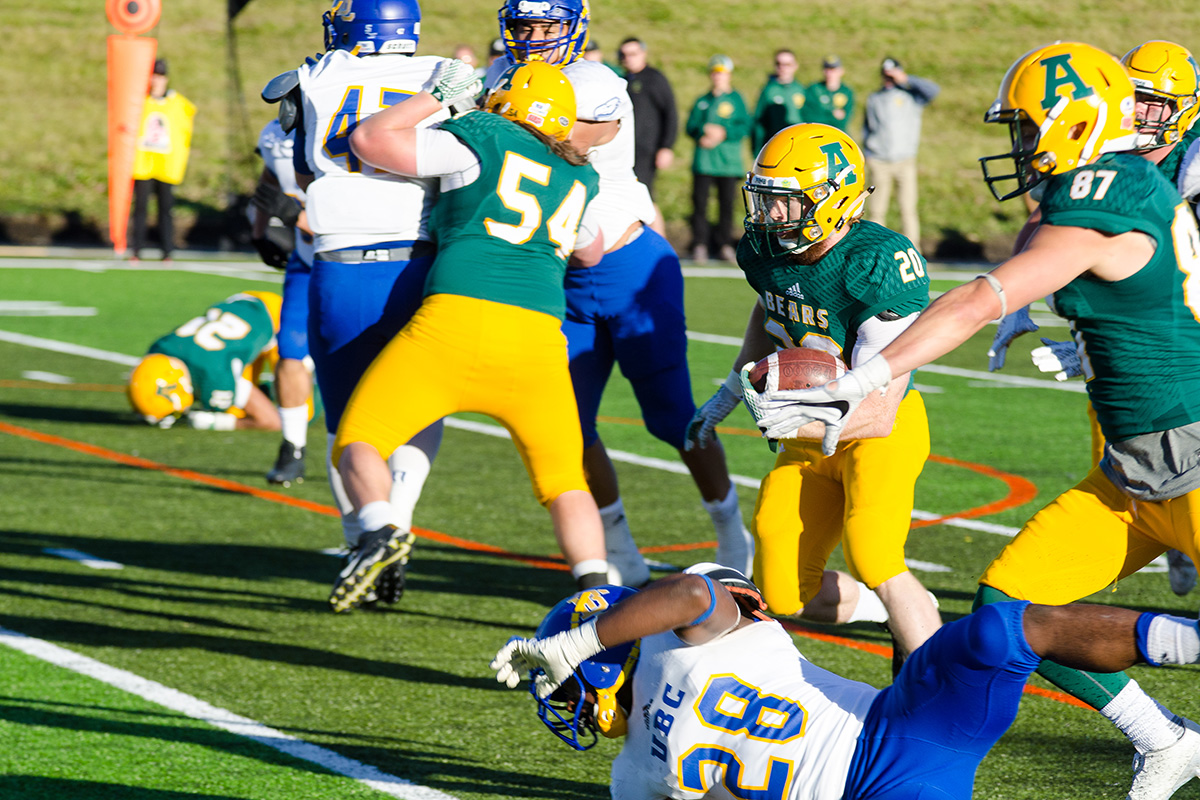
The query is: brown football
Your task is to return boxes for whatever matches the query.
[747,349,845,392]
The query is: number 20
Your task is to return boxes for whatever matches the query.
[895,247,925,283]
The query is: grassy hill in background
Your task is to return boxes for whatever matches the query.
[7,0,1199,257]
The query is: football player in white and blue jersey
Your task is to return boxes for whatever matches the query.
[276,0,475,606]
[486,0,753,587]
[493,566,1200,799]
[252,119,316,487]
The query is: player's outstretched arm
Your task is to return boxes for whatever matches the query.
[349,93,443,176]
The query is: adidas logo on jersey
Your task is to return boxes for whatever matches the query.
[785,283,805,300]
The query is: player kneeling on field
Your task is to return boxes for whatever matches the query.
[492,565,1200,798]
[127,292,287,431]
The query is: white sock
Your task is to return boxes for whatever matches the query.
[571,558,610,588]
[1144,615,1200,665]
[703,485,754,577]
[357,501,402,535]
[846,581,890,623]
[1101,679,1185,753]
[600,499,650,587]
[325,433,361,547]
[388,444,433,531]
[279,406,309,448]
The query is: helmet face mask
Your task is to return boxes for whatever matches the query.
[530,585,639,751]
[323,0,421,56]
[743,123,870,258]
[1121,41,1200,151]
[980,42,1138,201]
[497,0,589,65]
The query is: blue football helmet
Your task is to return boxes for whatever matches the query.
[323,0,421,55]
[497,0,589,66]
[531,585,639,751]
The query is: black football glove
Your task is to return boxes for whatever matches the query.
[251,181,302,227]
[252,237,290,269]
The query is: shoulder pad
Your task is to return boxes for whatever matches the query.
[262,70,300,103]
[875,309,903,322]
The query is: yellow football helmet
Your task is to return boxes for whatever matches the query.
[743,123,870,257]
[980,42,1137,201]
[484,61,576,141]
[1121,40,1200,150]
[128,354,194,424]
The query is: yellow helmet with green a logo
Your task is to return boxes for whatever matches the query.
[1121,40,1200,150]
[128,354,193,424]
[980,42,1136,201]
[743,123,870,257]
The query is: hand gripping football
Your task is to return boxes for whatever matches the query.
[746,348,845,393]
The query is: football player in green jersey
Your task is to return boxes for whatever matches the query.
[686,122,942,668]
[128,291,284,432]
[323,61,611,612]
[761,42,1200,799]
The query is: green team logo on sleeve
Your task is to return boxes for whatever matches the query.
[1039,54,1095,110]
[820,142,856,185]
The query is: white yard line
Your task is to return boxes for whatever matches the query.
[42,547,123,570]
[0,627,462,800]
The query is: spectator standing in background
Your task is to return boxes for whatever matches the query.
[751,48,805,154]
[618,38,677,195]
[805,54,854,132]
[686,54,750,264]
[130,58,196,263]
[486,37,506,68]
[862,56,939,246]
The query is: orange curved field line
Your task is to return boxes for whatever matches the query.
[0,419,1087,709]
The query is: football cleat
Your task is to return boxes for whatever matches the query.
[265,441,306,486]
[328,525,415,613]
[374,563,407,605]
[1128,717,1200,800]
[1167,550,1197,596]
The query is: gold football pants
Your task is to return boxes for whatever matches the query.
[333,293,588,507]
[752,390,930,615]
[981,466,1200,604]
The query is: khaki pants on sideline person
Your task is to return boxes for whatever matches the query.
[866,156,920,246]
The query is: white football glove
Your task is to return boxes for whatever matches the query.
[1030,337,1082,381]
[740,354,892,457]
[426,58,483,111]
[987,305,1039,371]
[684,371,743,451]
[489,617,603,698]
[186,410,238,431]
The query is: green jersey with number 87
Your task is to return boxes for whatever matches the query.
[736,220,930,362]
[1041,152,1200,442]
[148,293,276,412]
[424,112,599,321]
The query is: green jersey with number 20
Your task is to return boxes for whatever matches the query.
[1042,152,1200,442]
[736,221,930,362]
[148,294,275,412]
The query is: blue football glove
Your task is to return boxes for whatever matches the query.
[740,354,892,457]
[1030,337,1082,381]
[684,371,743,451]
[987,305,1040,371]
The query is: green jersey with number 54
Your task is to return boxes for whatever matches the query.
[1042,152,1200,442]
[736,220,930,361]
[148,294,276,412]
[425,112,599,321]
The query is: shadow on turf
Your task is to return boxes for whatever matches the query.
[0,402,138,426]
[0,778,243,799]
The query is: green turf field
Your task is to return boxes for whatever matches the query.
[1,257,1198,799]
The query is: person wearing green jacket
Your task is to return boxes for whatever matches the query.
[805,54,855,132]
[687,55,752,263]
[751,49,806,154]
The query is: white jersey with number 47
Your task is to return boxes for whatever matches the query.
[296,50,450,251]
[611,620,877,800]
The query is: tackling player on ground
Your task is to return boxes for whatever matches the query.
[752,42,1200,799]
[492,566,1200,799]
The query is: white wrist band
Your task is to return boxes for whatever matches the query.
[978,273,1008,323]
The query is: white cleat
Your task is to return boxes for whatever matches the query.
[1127,717,1200,800]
